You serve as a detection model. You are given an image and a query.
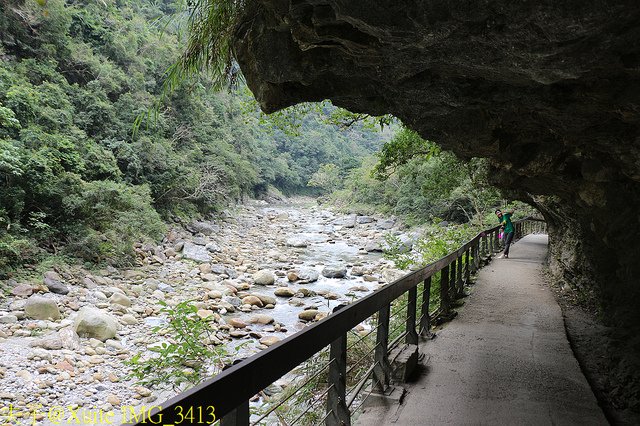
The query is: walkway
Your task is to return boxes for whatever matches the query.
[357,234,607,425]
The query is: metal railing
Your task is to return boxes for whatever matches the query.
[130,218,546,426]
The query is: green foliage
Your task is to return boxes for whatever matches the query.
[307,163,342,194]
[384,225,478,270]
[126,300,229,390]
[0,0,386,268]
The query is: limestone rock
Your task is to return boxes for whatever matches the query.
[322,266,347,279]
[24,296,61,320]
[182,242,211,262]
[253,270,275,285]
[74,307,118,341]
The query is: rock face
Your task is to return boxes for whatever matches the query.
[232,1,640,328]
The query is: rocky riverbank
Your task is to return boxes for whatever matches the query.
[0,198,408,424]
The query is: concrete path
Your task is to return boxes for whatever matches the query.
[357,234,608,425]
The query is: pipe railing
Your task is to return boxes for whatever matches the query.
[130,217,546,426]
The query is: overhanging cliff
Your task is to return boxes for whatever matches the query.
[233,0,640,330]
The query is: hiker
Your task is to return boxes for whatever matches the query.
[495,208,515,258]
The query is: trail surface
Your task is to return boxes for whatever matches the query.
[358,234,608,425]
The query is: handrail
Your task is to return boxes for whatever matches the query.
[129,217,546,425]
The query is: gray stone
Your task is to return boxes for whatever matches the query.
[182,242,212,262]
[58,327,81,350]
[24,296,60,320]
[0,315,18,324]
[286,237,308,248]
[322,266,347,279]
[333,215,356,228]
[253,270,275,285]
[74,307,118,341]
[188,221,218,236]
[44,276,69,295]
[356,215,375,224]
[297,268,320,282]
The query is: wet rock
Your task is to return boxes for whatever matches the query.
[274,287,296,297]
[74,307,118,341]
[322,266,347,279]
[298,309,319,321]
[287,272,299,281]
[25,295,61,320]
[253,270,275,285]
[182,242,212,262]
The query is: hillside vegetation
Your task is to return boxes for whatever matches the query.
[0,0,385,273]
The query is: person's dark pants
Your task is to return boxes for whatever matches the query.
[504,231,514,256]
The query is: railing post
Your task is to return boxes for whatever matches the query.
[464,248,471,283]
[473,240,480,271]
[449,258,457,300]
[372,304,391,392]
[327,330,350,426]
[440,265,451,316]
[419,277,433,339]
[456,253,464,297]
[405,286,418,345]
[220,401,249,426]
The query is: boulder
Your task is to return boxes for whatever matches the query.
[356,215,375,224]
[43,274,69,295]
[297,268,320,282]
[11,284,34,297]
[109,293,132,307]
[181,242,211,262]
[322,266,347,279]
[24,296,60,320]
[253,270,275,286]
[73,307,118,341]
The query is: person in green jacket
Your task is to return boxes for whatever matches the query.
[495,208,515,258]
